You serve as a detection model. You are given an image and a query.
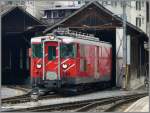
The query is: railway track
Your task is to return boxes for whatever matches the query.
[2,94,30,104]
[2,93,61,105]
[1,86,116,105]
[75,93,147,112]
[103,96,140,112]
[4,92,147,112]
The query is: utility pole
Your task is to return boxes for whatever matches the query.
[122,0,129,90]
[0,10,1,87]
[123,0,126,65]
[148,1,150,87]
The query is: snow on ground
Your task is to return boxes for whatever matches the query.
[1,89,146,111]
[1,86,26,99]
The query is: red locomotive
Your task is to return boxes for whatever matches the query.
[30,29,112,96]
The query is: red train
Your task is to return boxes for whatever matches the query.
[30,29,112,96]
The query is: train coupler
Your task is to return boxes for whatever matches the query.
[30,88,39,101]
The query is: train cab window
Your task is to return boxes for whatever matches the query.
[48,46,56,60]
[60,43,76,58]
[32,44,42,58]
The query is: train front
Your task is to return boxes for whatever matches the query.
[30,34,76,96]
[30,35,60,91]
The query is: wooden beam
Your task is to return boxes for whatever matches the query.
[65,7,118,27]
[67,24,120,30]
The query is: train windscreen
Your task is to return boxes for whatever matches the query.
[31,44,42,58]
[60,44,76,58]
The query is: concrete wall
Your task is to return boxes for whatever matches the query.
[115,28,146,89]
[129,35,146,89]
[116,28,124,88]
[25,0,79,19]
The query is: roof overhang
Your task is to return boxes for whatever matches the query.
[43,1,148,42]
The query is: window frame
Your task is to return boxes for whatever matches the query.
[31,44,42,58]
[48,46,56,61]
[60,43,76,58]
[136,1,141,10]
[136,17,141,27]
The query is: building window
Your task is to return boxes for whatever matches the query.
[46,11,52,18]
[142,18,144,24]
[85,1,89,4]
[58,10,65,18]
[7,1,12,5]
[20,1,25,5]
[136,18,138,26]
[142,1,144,7]
[55,5,61,8]
[136,1,138,10]
[78,1,81,4]
[146,2,149,22]
[102,1,108,6]
[114,1,117,7]
[136,17,141,27]
[136,1,141,10]
[120,1,123,7]
[107,1,111,5]
[29,1,33,4]
[52,11,58,18]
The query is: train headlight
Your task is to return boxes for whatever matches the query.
[49,36,55,40]
[36,64,42,69]
[62,64,68,69]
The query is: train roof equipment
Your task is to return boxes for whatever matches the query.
[31,28,111,47]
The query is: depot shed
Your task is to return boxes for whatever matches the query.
[43,1,149,88]
[1,6,46,84]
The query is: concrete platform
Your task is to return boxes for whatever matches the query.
[124,96,149,112]
[130,76,144,89]
[1,86,27,99]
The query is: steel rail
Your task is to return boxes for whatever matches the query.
[2,94,61,105]
[6,85,31,93]
[4,92,148,112]
[104,95,146,112]
[2,94,30,104]
[75,93,147,112]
